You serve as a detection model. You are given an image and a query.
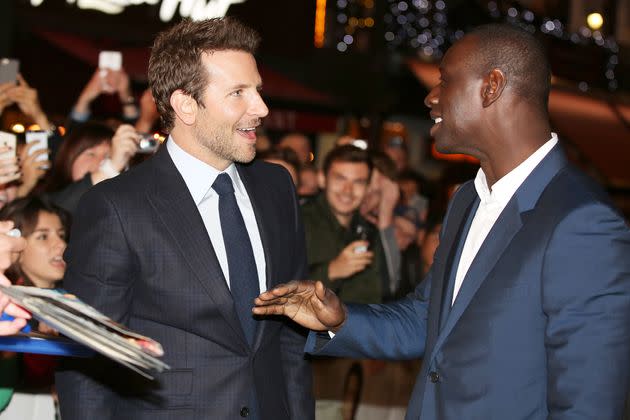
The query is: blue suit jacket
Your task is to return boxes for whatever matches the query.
[56,145,314,419]
[307,146,630,419]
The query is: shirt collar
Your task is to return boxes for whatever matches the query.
[474,132,558,207]
[166,136,246,205]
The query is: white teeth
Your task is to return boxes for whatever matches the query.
[434,117,442,124]
[239,127,256,131]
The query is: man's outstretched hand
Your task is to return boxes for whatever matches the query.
[253,280,347,332]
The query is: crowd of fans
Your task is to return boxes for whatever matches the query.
[0,64,453,419]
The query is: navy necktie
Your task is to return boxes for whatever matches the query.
[213,173,260,346]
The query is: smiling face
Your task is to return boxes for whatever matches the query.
[321,161,370,227]
[192,50,269,170]
[424,35,485,157]
[19,211,67,288]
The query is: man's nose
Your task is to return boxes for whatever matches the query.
[250,92,269,119]
[424,85,440,109]
[341,182,353,194]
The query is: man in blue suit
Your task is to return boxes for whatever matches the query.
[254,24,630,419]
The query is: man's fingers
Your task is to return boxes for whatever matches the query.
[254,295,289,306]
[314,280,327,300]
[252,304,285,316]
[256,281,300,302]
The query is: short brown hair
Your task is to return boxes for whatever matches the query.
[322,145,373,178]
[148,18,260,131]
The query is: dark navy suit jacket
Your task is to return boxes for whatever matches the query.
[307,145,630,419]
[56,144,314,419]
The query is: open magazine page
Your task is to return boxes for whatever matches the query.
[0,285,170,380]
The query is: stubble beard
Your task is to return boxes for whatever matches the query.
[195,120,256,165]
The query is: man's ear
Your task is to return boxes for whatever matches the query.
[170,90,198,126]
[481,68,506,107]
[317,169,326,189]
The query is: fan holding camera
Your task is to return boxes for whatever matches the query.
[301,145,395,305]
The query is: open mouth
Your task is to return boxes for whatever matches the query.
[430,116,442,136]
[236,127,257,140]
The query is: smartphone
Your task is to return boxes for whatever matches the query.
[0,131,16,160]
[352,222,371,253]
[0,58,19,85]
[25,131,49,168]
[98,51,122,71]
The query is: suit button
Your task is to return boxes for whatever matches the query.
[429,371,440,383]
[240,406,249,417]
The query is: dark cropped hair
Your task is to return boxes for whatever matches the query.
[0,196,71,285]
[148,17,261,131]
[322,145,373,177]
[42,121,114,193]
[469,23,551,112]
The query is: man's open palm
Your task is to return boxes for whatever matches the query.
[253,280,346,332]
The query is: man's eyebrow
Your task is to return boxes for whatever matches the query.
[228,83,249,90]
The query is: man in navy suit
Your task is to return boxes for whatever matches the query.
[254,24,630,419]
[56,18,313,419]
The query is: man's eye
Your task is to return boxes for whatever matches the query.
[36,234,48,240]
[231,89,243,97]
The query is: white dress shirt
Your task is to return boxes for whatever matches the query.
[167,137,267,293]
[451,133,558,305]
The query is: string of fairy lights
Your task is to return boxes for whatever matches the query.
[329,0,621,92]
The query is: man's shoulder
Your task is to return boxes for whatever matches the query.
[541,165,616,213]
[84,156,160,203]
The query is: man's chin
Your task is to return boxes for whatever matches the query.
[233,147,257,164]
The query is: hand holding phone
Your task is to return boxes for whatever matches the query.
[0,131,20,185]
[0,131,16,161]
[25,131,49,168]
[98,51,122,93]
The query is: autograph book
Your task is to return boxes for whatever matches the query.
[0,285,169,379]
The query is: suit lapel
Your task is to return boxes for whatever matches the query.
[424,183,477,351]
[145,147,249,349]
[429,145,568,360]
